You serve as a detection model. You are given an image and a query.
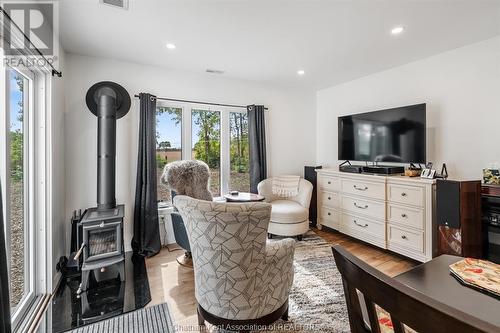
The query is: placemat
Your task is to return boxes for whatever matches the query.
[449,258,500,298]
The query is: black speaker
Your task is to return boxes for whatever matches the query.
[305,166,322,227]
[436,179,482,257]
[437,180,461,229]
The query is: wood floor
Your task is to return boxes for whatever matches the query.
[145,227,418,331]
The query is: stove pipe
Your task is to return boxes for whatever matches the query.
[86,82,131,211]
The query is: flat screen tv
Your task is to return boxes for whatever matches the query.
[338,104,426,164]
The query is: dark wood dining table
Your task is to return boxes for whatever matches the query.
[395,255,500,328]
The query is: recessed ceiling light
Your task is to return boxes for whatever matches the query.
[391,26,404,35]
[166,43,176,50]
[297,69,305,76]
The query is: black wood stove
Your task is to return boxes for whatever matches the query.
[76,81,131,295]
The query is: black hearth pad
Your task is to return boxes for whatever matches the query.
[50,252,151,333]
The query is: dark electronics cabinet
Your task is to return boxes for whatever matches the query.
[436,179,482,258]
[305,166,322,227]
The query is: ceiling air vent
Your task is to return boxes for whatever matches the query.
[100,0,129,10]
[206,69,225,74]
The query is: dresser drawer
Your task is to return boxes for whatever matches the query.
[341,179,385,200]
[341,195,385,220]
[388,184,424,207]
[341,213,385,239]
[388,204,424,230]
[319,207,340,229]
[318,175,341,192]
[387,224,424,252]
[319,191,340,209]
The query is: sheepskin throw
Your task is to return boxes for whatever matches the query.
[272,175,300,198]
[161,160,213,201]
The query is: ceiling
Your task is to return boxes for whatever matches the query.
[59,0,500,89]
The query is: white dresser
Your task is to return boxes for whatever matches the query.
[316,168,436,262]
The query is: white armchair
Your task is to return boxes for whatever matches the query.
[173,195,295,328]
[258,178,313,240]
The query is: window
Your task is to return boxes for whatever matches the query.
[156,103,250,201]
[229,112,250,192]
[7,69,29,311]
[156,106,182,203]
[191,109,221,196]
[2,66,38,329]
[1,64,49,330]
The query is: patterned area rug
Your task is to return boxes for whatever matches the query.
[268,231,350,332]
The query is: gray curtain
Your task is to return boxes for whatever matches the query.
[248,105,267,193]
[132,93,161,257]
[0,183,11,333]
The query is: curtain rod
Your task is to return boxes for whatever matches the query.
[134,94,268,110]
[0,7,62,77]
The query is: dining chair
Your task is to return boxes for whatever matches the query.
[331,245,499,333]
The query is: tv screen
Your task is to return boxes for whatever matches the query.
[338,104,426,164]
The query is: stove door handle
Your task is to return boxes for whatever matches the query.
[74,243,86,261]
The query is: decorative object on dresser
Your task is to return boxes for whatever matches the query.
[483,167,500,185]
[317,169,436,262]
[404,163,422,177]
[304,166,322,227]
[338,160,363,174]
[75,81,131,294]
[436,180,482,258]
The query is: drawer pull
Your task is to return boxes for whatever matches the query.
[401,213,408,218]
[327,212,331,216]
[401,235,408,240]
[353,202,368,209]
[353,220,368,228]
[327,181,331,185]
[401,192,407,197]
[328,197,331,200]
[353,185,368,191]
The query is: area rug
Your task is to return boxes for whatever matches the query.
[162,231,350,332]
[271,231,350,332]
[66,302,175,333]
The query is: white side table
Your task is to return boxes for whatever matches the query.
[158,203,176,246]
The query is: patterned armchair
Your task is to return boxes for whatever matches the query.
[174,195,295,329]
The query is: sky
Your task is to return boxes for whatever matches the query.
[9,70,23,132]
[156,111,182,148]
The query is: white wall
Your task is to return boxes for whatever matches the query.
[316,36,500,180]
[64,53,316,251]
[50,49,66,288]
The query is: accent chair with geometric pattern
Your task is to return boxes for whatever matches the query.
[173,195,295,331]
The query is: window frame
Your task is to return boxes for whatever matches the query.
[0,63,50,332]
[156,101,248,197]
